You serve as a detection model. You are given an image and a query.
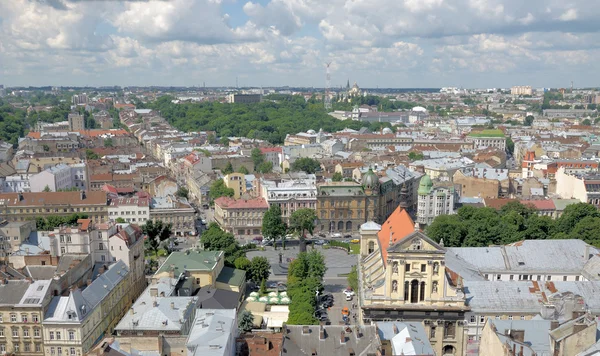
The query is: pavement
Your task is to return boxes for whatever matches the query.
[322,279,358,325]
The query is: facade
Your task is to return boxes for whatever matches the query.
[259,175,317,224]
[214,197,269,237]
[510,86,533,96]
[227,94,261,104]
[259,147,283,169]
[453,167,509,199]
[223,173,246,199]
[316,175,378,233]
[108,197,150,224]
[466,130,506,151]
[29,164,88,192]
[358,211,469,356]
[149,195,195,236]
[3,174,32,193]
[416,175,455,225]
[0,280,52,356]
[0,191,109,223]
[43,261,130,355]
[68,113,85,131]
[108,224,146,298]
[0,220,36,253]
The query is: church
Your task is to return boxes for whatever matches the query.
[358,204,468,356]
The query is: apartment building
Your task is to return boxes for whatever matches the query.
[0,191,109,223]
[214,197,269,237]
[149,195,195,236]
[223,173,246,199]
[466,129,507,151]
[259,175,317,224]
[29,163,88,192]
[108,197,150,224]
[416,176,455,225]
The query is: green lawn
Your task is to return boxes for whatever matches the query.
[350,244,360,255]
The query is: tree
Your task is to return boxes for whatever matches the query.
[347,265,358,292]
[555,203,600,235]
[238,311,254,332]
[262,205,286,249]
[425,215,467,247]
[570,217,600,246]
[506,137,514,154]
[257,161,273,174]
[582,119,592,126]
[251,148,265,170]
[234,256,251,270]
[43,185,51,192]
[207,134,217,144]
[201,223,237,251]
[408,151,424,161]
[247,256,271,283]
[332,172,343,182]
[143,220,173,256]
[104,138,114,147]
[209,179,235,200]
[220,136,230,147]
[238,165,249,174]
[291,157,321,174]
[289,208,316,252]
[222,162,234,175]
[260,278,267,295]
[85,149,99,160]
[175,187,189,199]
[524,115,534,126]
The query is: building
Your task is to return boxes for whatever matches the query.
[511,86,533,96]
[381,165,422,219]
[259,147,283,169]
[185,309,237,356]
[466,129,506,151]
[0,191,109,223]
[453,166,509,199]
[68,113,85,131]
[3,174,32,192]
[0,280,52,356]
[43,260,130,355]
[259,175,317,224]
[228,94,262,104]
[316,172,379,233]
[223,173,246,199]
[214,197,269,238]
[29,163,88,192]
[416,175,455,225]
[358,208,469,356]
[0,220,36,253]
[149,195,195,236]
[108,224,146,299]
[377,321,435,356]
[71,94,88,106]
[108,196,150,224]
[282,325,381,356]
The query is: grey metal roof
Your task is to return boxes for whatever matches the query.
[0,280,32,305]
[490,319,551,356]
[377,322,434,355]
[284,325,381,356]
[186,309,236,356]
[464,281,542,313]
[196,288,240,310]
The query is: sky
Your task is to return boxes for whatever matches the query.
[0,0,599,88]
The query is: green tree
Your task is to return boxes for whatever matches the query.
[332,172,343,182]
[425,215,467,247]
[207,133,217,144]
[257,161,273,174]
[570,217,600,246]
[85,149,99,160]
[524,115,534,126]
[555,203,600,235]
[289,208,317,252]
[220,136,230,147]
[408,151,424,161]
[506,137,514,154]
[43,185,52,192]
[251,148,265,170]
[582,119,592,126]
[262,205,286,248]
[347,265,358,292]
[238,166,249,174]
[201,223,237,251]
[260,278,267,295]
[238,311,254,332]
[143,220,173,256]
[115,217,126,223]
[234,256,251,270]
[291,157,321,174]
[222,162,234,175]
[175,187,189,199]
[104,138,114,147]
[247,256,271,283]
[209,179,235,200]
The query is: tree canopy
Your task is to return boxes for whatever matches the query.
[209,179,235,200]
[291,157,321,174]
[332,172,343,182]
[143,220,173,256]
[246,256,271,283]
[262,205,286,247]
[289,208,317,252]
[286,251,327,325]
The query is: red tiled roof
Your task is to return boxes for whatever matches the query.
[0,191,107,206]
[483,198,517,210]
[260,147,282,154]
[27,132,41,139]
[77,219,91,231]
[377,206,415,263]
[520,200,556,211]
[214,197,269,209]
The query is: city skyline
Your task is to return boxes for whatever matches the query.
[1,0,599,88]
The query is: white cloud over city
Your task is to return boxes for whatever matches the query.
[1,0,599,87]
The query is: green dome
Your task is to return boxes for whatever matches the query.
[418,174,433,195]
[362,168,378,190]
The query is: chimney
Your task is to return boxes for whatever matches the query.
[170,302,175,310]
[392,324,399,334]
[512,344,516,355]
[302,326,310,335]
[18,192,23,201]
[150,287,158,297]
[80,191,86,200]
[152,301,158,307]
[340,331,346,344]
[518,346,524,356]
[319,325,325,340]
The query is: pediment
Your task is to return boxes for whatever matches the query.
[387,231,446,254]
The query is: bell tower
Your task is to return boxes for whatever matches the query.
[360,221,381,257]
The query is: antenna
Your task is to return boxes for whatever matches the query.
[324,62,332,111]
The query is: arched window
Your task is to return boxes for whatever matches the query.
[368,241,374,254]
[346,221,352,231]
[338,221,344,231]
[410,280,419,303]
[420,281,426,301]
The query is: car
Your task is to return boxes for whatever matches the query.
[261,240,273,246]
[201,219,207,225]
[344,234,352,239]
[345,294,353,301]
[331,233,342,238]
[267,281,278,289]
[253,236,263,242]
[350,239,360,244]
[341,239,350,244]
[343,288,355,297]
[314,239,326,245]
[317,232,326,238]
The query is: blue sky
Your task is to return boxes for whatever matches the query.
[1,0,599,88]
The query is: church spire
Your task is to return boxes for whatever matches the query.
[346,79,350,89]
[399,183,409,210]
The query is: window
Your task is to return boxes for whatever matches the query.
[405,264,410,272]
[57,347,62,355]
[98,243,104,250]
[32,314,38,323]
[576,276,580,281]
[508,315,513,320]
[35,344,41,352]
[495,316,500,320]
[56,331,61,340]
[23,328,29,337]
[0,328,3,337]
[430,326,436,339]
[67,235,71,243]
[24,343,30,352]
[12,329,18,337]
[10,314,16,323]
[547,276,552,281]
[0,315,2,323]
[497,274,501,280]
[0,345,5,353]
[70,347,75,355]
[13,345,18,353]
[34,328,40,337]
[563,276,567,281]
[61,247,66,254]
[537,275,541,281]
[484,274,489,280]
[480,316,485,323]
[21,314,27,323]
[68,331,74,340]
[421,264,426,272]
[49,331,54,340]
[509,275,514,281]
[470,315,476,323]
[60,235,64,243]
[51,347,55,355]
[520,315,525,320]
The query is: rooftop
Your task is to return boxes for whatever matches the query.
[468,129,506,138]
[186,309,237,356]
[213,196,269,210]
[156,250,223,275]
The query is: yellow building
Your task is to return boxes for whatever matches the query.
[42,260,130,355]
[223,173,246,199]
[358,206,468,356]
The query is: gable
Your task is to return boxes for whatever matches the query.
[387,231,445,254]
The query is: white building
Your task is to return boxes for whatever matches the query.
[29,163,88,192]
[260,175,317,223]
[416,175,455,225]
[186,309,237,356]
[511,86,533,96]
[2,174,31,192]
[108,197,150,224]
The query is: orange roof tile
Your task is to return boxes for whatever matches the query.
[27,132,41,139]
[377,206,415,263]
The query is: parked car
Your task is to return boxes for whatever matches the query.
[318,232,326,238]
[315,239,327,245]
[344,234,352,239]
[253,236,263,242]
[350,239,360,244]
[343,288,355,297]
[261,240,273,246]
[345,294,353,301]
[331,233,342,238]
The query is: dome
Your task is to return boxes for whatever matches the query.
[362,168,379,190]
[412,106,427,112]
[307,129,316,135]
[418,174,433,195]
[382,127,393,134]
